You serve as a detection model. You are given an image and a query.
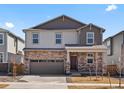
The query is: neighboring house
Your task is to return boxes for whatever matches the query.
[23,15,107,75]
[0,28,24,73]
[103,31,124,74]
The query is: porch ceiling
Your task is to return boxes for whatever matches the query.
[65,45,107,52]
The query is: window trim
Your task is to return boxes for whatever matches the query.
[32,33,39,44]
[0,33,4,45]
[87,53,94,64]
[86,32,94,45]
[0,52,4,63]
[55,32,62,45]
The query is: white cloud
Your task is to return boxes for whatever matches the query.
[105,4,117,12]
[5,22,14,28]
[47,16,51,18]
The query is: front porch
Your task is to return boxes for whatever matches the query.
[65,45,107,75]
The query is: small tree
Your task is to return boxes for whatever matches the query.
[118,57,122,88]
[95,57,98,80]
[108,72,112,88]
[89,67,92,80]
[12,56,16,80]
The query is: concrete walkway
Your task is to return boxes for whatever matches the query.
[2,75,68,89]
[4,82,68,89]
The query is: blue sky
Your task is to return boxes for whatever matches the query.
[0,4,124,40]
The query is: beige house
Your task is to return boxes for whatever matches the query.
[0,28,24,73]
[104,31,124,74]
[23,15,107,75]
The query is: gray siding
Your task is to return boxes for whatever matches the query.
[8,52,23,63]
[33,16,84,29]
[104,33,123,65]
[0,32,7,63]
[79,25,103,46]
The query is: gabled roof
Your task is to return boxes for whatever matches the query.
[104,30,124,42]
[23,15,105,33]
[0,28,24,43]
[30,15,87,29]
[77,23,105,32]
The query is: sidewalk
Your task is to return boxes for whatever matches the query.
[1,81,124,89]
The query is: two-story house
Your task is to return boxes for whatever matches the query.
[23,15,107,75]
[104,31,124,74]
[0,28,24,73]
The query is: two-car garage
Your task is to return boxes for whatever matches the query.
[30,59,64,75]
[24,49,66,75]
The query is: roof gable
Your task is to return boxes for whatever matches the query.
[77,23,105,32]
[31,15,86,29]
[0,28,24,43]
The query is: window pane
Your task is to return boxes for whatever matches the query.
[0,39,3,44]
[87,59,93,63]
[88,33,93,38]
[0,34,3,39]
[33,39,38,44]
[48,60,55,62]
[56,59,64,62]
[56,33,61,38]
[39,60,47,62]
[33,34,38,38]
[0,34,3,44]
[0,53,3,63]
[30,60,38,62]
[88,53,93,57]
[88,39,93,43]
[56,39,61,44]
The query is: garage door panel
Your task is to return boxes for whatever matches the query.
[30,62,64,74]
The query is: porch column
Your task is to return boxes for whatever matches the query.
[66,51,70,74]
[102,52,106,74]
[95,52,98,77]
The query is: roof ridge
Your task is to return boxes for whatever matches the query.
[29,15,86,29]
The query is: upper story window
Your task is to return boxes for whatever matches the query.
[56,33,62,44]
[0,33,4,45]
[87,53,94,64]
[0,53,4,63]
[106,39,111,55]
[32,33,39,44]
[86,32,94,45]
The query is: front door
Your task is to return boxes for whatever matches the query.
[70,56,77,71]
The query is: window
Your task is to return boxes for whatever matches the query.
[0,53,4,63]
[48,60,55,62]
[32,33,39,44]
[87,53,94,64]
[30,60,38,62]
[86,32,94,45]
[56,59,64,62]
[39,60,47,62]
[0,33,4,45]
[30,59,64,62]
[56,33,62,44]
[106,39,111,55]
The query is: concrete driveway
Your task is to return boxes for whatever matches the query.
[5,75,67,89]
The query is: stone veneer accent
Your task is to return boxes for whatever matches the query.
[24,50,104,75]
[69,52,103,74]
[24,50,66,74]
